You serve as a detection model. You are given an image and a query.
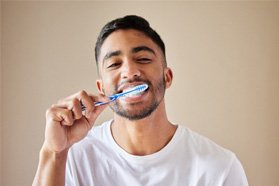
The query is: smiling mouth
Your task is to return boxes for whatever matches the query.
[116,84,149,99]
[117,83,149,93]
[124,87,149,98]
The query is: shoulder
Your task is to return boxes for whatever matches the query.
[179,125,234,157]
[178,125,237,172]
[176,125,248,185]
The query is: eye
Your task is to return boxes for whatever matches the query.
[137,58,152,63]
[106,62,121,69]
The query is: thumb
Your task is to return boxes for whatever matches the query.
[88,103,108,124]
[87,94,109,124]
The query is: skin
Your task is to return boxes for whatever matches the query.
[33,29,176,186]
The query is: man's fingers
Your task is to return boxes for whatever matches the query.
[50,90,108,123]
[59,90,95,119]
[87,102,108,124]
[77,90,94,117]
[46,107,74,126]
[71,98,83,120]
[80,94,109,118]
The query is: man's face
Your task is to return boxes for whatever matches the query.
[97,29,172,120]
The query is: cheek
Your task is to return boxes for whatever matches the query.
[101,77,118,95]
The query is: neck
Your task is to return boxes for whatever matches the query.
[111,101,177,156]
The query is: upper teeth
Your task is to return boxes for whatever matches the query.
[123,87,135,93]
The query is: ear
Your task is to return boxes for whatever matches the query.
[164,67,173,89]
[96,79,105,95]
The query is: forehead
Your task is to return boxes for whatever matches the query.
[99,29,162,59]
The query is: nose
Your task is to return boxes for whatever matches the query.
[120,59,141,79]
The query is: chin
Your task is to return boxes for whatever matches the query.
[111,100,160,121]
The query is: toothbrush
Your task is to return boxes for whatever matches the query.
[81,84,149,111]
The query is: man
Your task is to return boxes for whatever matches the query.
[33,15,248,186]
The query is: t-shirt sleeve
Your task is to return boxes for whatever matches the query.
[223,155,249,186]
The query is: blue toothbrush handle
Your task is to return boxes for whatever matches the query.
[94,101,108,106]
[81,96,117,111]
[80,84,148,111]
[80,101,107,111]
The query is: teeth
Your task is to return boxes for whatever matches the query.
[124,91,141,97]
[121,85,146,98]
[123,87,135,93]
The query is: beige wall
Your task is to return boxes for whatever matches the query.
[0,1,2,185]
[1,2,279,186]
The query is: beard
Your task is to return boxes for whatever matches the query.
[109,76,166,121]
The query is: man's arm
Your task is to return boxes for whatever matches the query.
[32,91,107,186]
[33,146,68,186]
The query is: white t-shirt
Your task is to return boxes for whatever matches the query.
[66,120,248,186]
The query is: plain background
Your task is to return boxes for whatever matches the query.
[1,1,279,186]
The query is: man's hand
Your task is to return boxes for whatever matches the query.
[43,90,108,153]
[33,90,108,186]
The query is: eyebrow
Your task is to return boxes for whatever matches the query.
[132,46,156,55]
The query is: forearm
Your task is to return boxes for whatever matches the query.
[33,146,69,186]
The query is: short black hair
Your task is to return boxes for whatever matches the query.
[95,15,166,66]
